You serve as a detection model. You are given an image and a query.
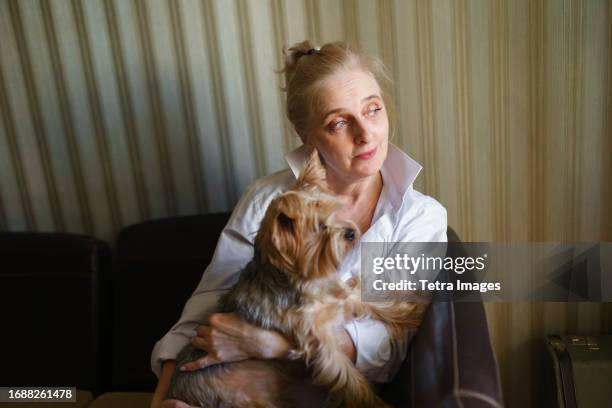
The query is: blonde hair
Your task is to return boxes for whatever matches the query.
[277,40,396,140]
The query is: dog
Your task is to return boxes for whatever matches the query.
[167,149,427,407]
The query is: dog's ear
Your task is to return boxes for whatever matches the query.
[269,206,300,270]
[296,148,329,192]
[275,211,295,236]
[256,193,301,272]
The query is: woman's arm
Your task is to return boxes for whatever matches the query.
[150,181,267,378]
[179,312,357,371]
[151,360,176,407]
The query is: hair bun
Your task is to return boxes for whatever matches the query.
[278,40,319,89]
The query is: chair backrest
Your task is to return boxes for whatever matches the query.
[0,232,111,395]
[111,213,231,391]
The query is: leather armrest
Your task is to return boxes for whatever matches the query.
[382,298,503,407]
[381,230,504,407]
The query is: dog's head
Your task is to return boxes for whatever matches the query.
[255,190,359,281]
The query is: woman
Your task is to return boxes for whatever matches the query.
[151,40,447,408]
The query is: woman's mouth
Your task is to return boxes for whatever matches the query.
[355,147,377,160]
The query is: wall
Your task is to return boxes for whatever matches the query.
[0,0,610,405]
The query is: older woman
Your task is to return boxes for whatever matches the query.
[151,41,447,408]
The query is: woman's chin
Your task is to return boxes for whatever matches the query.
[351,161,382,178]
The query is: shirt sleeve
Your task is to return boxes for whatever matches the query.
[150,181,265,378]
[344,195,448,383]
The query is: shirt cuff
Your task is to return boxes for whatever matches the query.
[344,318,413,383]
[150,326,197,378]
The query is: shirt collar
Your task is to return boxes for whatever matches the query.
[284,143,423,208]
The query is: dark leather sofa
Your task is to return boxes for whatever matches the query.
[0,213,503,407]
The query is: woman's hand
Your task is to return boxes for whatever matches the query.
[180,312,293,371]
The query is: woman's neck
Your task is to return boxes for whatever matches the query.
[327,171,382,206]
[327,171,383,233]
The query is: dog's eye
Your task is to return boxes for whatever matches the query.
[319,223,327,231]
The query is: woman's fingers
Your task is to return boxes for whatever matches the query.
[210,312,294,359]
[194,324,232,349]
[190,335,209,351]
[195,324,211,338]
[187,313,271,367]
[209,312,249,337]
[196,317,244,339]
[187,313,292,366]
[180,354,222,372]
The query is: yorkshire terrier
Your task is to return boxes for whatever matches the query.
[167,149,427,408]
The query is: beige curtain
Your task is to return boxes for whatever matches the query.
[0,0,610,405]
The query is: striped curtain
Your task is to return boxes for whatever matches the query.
[0,1,610,405]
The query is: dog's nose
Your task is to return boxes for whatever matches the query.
[344,228,356,242]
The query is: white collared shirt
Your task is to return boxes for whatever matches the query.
[151,143,448,382]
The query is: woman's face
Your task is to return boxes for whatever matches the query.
[301,69,389,185]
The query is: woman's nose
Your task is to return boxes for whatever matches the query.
[352,118,373,144]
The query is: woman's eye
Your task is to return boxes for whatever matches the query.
[319,223,327,231]
[367,107,382,117]
[331,120,347,131]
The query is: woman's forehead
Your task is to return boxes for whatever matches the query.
[318,69,382,109]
